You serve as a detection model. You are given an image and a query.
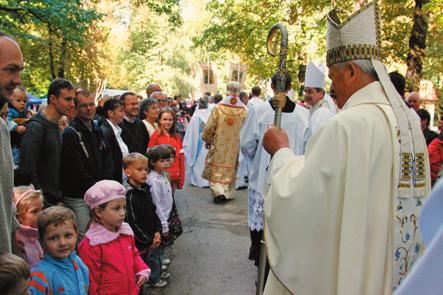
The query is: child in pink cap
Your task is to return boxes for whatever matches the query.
[78,180,150,295]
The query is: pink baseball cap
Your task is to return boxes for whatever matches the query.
[84,180,126,209]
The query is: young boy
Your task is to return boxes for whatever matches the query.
[28,206,89,294]
[123,153,167,289]
[0,253,30,295]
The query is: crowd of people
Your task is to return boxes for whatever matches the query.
[0,31,201,294]
[1,2,443,293]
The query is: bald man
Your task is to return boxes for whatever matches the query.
[146,83,162,99]
[0,32,24,253]
[407,91,422,112]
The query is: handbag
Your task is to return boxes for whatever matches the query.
[168,201,183,240]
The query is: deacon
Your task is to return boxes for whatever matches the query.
[202,82,247,204]
[262,2,430,294]
[240,72,308,267]
[304,61,336,142]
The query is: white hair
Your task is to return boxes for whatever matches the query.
[335,59,377,78]
[149,91,166,100]
[227,81,241,95]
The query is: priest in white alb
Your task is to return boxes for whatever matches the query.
[183,97,211,188]
[240,72,308,267]
[304,61,336,143]
[262,2,431,295]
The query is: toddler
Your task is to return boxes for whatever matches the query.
[78,180,150,295]
[8,86,29,166]
[13,186,44,267]
[147,146,174,242]
[28,206,89,294]
[0,252,30,295]
[124,153,168,288]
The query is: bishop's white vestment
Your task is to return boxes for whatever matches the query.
[240,100,308,231]
[183,108,211,188]
[263,82,431,295]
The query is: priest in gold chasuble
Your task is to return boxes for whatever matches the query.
[202,82,247,203]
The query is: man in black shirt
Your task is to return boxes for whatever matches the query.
[120,92,150,154]
[20,79,75,206]
[60,89,114,238]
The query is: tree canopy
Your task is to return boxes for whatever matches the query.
[195,0,443,97]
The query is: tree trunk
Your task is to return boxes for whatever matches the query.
[406,0,430,92]
[57,36,67,78]
[48,25,56,80]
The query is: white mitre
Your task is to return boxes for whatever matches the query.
[304,61,325,89]
[326,1,427,198]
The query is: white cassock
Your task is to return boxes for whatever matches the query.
[263,82,431,295]
[240,100,308,231]
[235,98,263,189]
[248,96,263,108]
[183,108,211,187]
[305,97,335,144]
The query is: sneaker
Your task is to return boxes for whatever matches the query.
[161,264,168,271]
[213,195,227,204]
[146,279,168,288]
[160,271,170,279]
[161,258,171,265]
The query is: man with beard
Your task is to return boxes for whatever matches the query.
[120,92,150,154]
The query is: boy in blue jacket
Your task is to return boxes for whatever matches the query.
[28,206,89,294]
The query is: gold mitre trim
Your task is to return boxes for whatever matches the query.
[326,1,382,66]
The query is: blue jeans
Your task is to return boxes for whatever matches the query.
[142,247,162,284]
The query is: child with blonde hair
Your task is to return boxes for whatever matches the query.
[13,186,44,267]
[78,180,150,295]
[28,206,89,294]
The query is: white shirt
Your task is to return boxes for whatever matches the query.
[147,171,173,233]
[106,119,129,158]
[142,119,158,137]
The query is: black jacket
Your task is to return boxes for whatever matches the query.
[101,119,123,183]
[125,182,162,250]
[20,112,63,205]
[60,117,114,199]
[120,118,150,155]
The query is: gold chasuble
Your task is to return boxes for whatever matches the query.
[263,2,430,295]
[202,101,247,185]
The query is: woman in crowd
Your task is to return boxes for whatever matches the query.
[139,98,160,137]
[101,99,129,183]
